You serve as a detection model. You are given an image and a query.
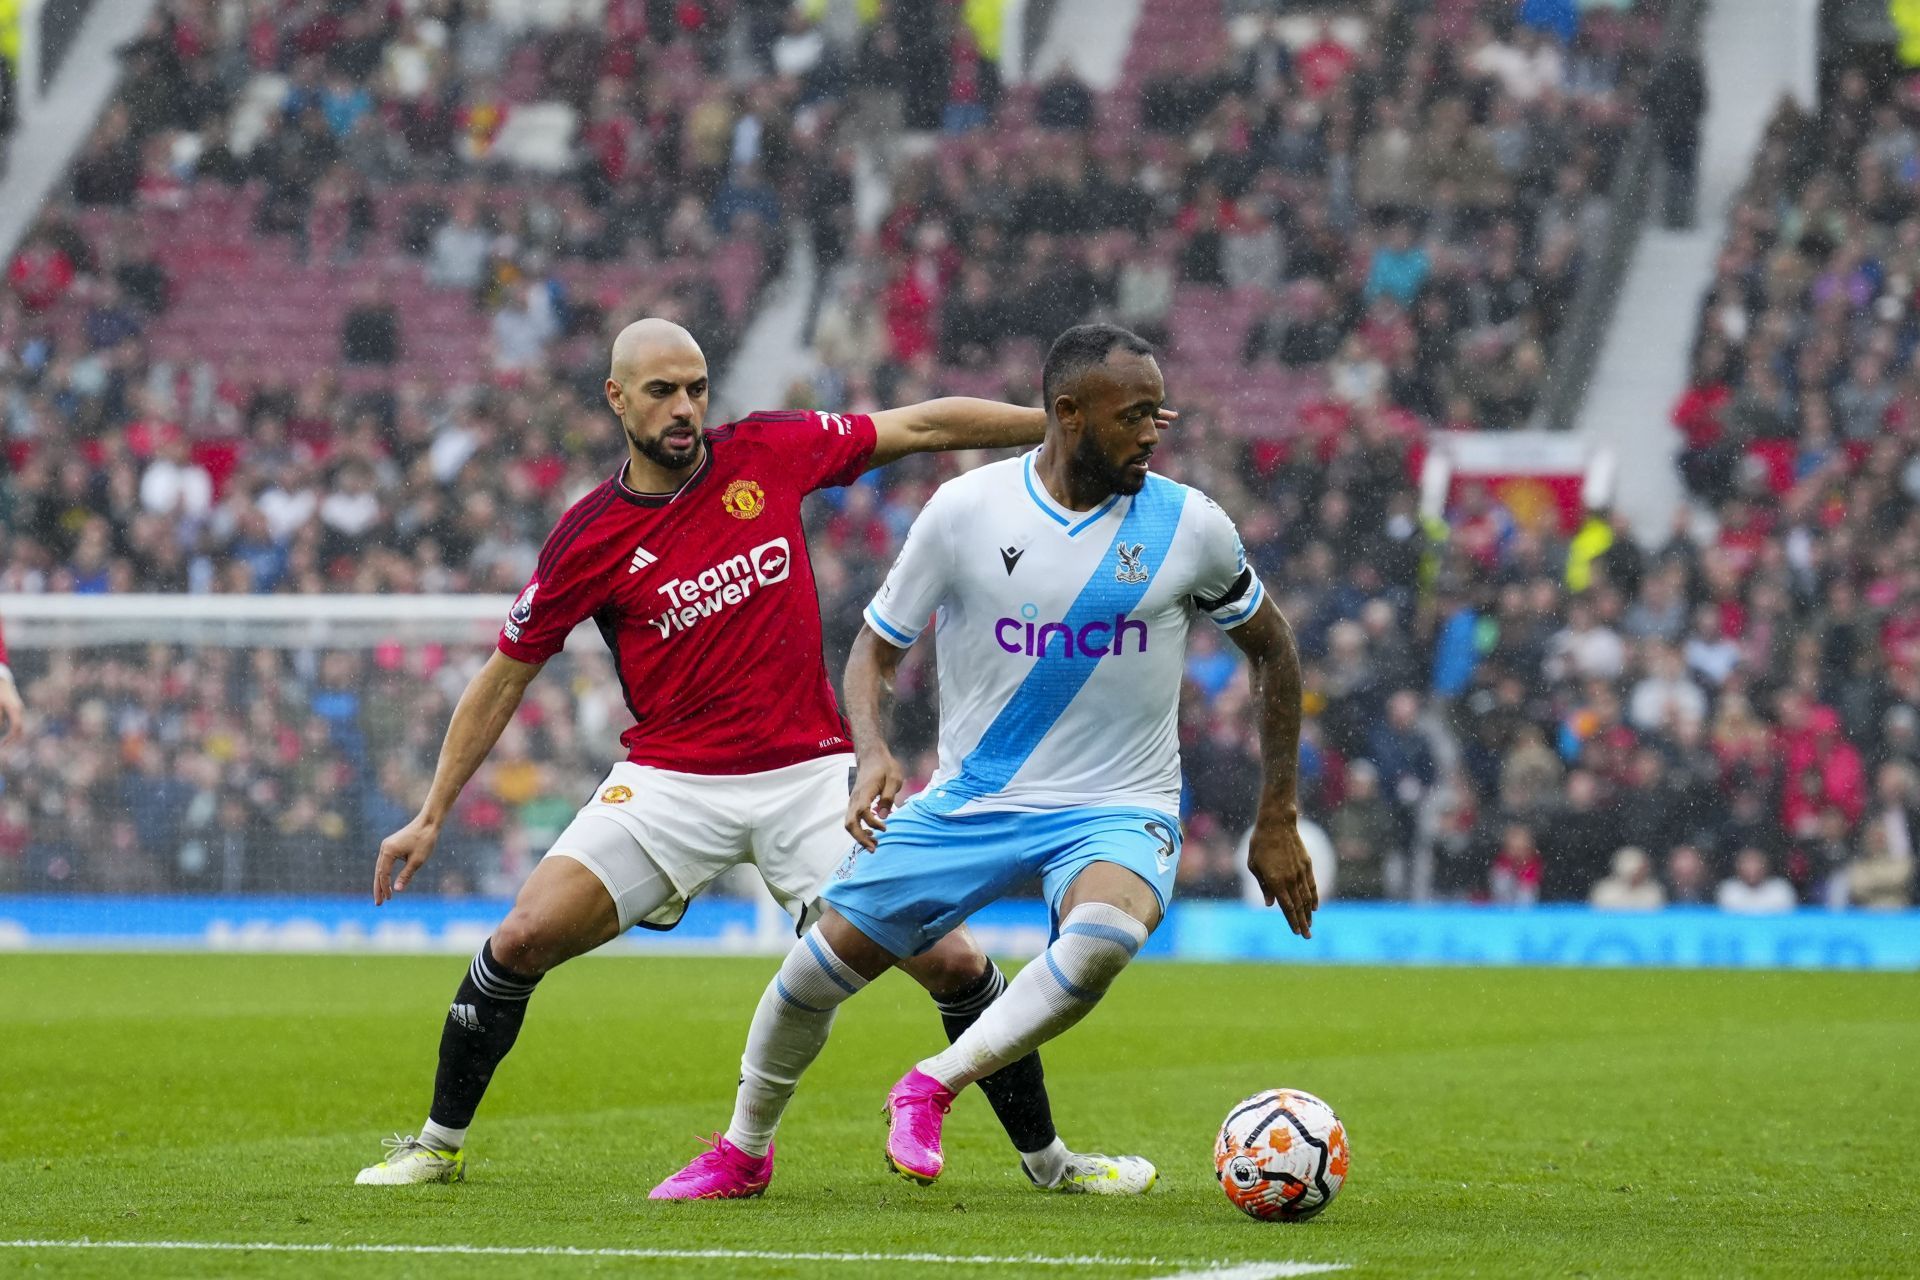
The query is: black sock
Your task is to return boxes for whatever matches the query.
[428,939,542,1130]
[935,962,1058,1153]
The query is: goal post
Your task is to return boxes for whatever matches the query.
[0,592,519,650]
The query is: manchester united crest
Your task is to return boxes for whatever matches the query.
[722,478,767,520]
[600,785,633,804]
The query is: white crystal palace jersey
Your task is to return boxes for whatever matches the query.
[863,451,1267,816]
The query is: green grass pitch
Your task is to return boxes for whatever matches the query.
[2,954,1916,1278]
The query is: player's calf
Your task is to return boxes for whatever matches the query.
[652,925,886,1198]
[723,927,877,1159]
[932,959,1068,1172]
[357,854,626,1183]
[884,903,1150,1185]
[353,936,543,1183]
[917,903,1150,1092]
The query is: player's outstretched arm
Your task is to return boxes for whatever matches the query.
[866,398,1180,469]
[871,397,1182,468]
[866,397,1047,468]
[1224,598,1318,939]
[842,624,910,850]
[374,650,543,904]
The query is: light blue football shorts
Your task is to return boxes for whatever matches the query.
[819,801,1183,958]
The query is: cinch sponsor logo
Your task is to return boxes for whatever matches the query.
[994,613,1148,658]
[649,538,791,639]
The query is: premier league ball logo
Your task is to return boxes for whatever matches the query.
[509,582,539,626]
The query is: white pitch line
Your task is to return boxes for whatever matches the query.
[1146,1266,1346,1280]
[2,1241,1348,1274]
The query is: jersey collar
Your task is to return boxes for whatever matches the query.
[1022,451,1125,537]
[612,433,717,507]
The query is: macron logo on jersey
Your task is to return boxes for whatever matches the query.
[650,538,791,639]
[629,544,657,574]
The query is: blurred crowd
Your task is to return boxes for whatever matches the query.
[800,0,1666,440]
[0,1,1912,913]
[0,0,896,594]
[1640,65,1920,913]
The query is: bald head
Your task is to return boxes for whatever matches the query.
[610,317,704,382]
[606,318,711,479]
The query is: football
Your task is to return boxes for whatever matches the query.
[1214,1088,1350,1221]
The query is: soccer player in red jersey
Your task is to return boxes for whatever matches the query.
[0,616,22,746]
[358,320,1161,1195]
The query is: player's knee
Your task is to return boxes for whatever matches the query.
[490,910,564,977]
[1060,863,1163,932]
[1050,903,1150,1001]
[904,930,990,998]
[814,908,901,982]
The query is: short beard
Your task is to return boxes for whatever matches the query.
[628,424,701,471]
[1070,429,1146,497]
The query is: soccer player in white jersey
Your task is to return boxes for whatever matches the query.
[655,323,1318,1196]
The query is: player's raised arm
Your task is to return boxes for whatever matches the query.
[866,397,1046,468]
[1223,598,1318,939]
[374,650,543,904]
[866,397,1179,469]
[843,625,909,850]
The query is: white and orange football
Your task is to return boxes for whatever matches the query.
[1214,1088,1350,1221]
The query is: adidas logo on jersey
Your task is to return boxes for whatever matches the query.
[630,544,657,574]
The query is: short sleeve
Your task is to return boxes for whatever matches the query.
[497,510,611,663]
[863,485,956,649]
[1188,493,1267,631]
[737,410,877,492]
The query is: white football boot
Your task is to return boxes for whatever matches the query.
[1024,1150,1158,1195]
[355,1134,466,1185]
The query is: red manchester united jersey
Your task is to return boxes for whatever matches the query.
[497,410,876,775]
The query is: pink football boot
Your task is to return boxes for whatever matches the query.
[648,1134,774,1200]
[882,1068,956,1185]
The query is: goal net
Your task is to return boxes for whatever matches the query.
[0,593,812,951]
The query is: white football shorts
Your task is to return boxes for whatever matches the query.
[543,753,857,932]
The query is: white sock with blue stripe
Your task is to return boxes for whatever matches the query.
[918,903,1149,1092]
[725,931,869,1157]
